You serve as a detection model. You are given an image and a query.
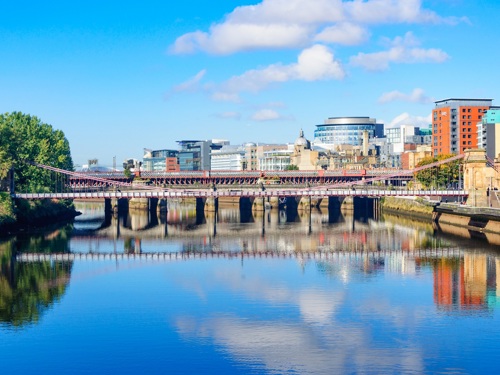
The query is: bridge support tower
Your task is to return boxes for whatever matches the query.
[463,149,499,207]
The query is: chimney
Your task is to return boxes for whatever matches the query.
[362,130,369,156]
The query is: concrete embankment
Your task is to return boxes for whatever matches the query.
[381,197,500,244]
[381,197,435,221]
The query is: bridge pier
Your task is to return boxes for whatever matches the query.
[340,196,354,212]
[157,198,167,212]
[463,149,499,207]
[252,197,266,211]
[204,197,218,212]
[129,197,150,210]
[268,196,280,209]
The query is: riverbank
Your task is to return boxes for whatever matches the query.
[381,196,500,239]
[381,196,436,221]
[0,194,79,236]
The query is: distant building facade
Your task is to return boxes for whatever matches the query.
[477,106,500,160]
[432,98,492,156]
[177,140,215,171]
[143,149,179,172]
[210,145,245,171]
[243,143,289,170]
[314,116,384,149]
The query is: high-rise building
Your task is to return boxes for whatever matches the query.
[432,98,492,156]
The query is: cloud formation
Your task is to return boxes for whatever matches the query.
[173,69,206,92]
[215,44,344,100]
[378,88,434,104]
[170,0,461,55]
[386,112,432,128]
[350,32,449,71]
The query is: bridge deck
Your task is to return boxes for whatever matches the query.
[14,189,468,199]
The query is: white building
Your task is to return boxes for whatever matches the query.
[210,145,245,171]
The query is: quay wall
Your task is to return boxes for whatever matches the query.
[381,197,500,236]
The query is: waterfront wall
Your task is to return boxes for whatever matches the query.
[380,197,500,237]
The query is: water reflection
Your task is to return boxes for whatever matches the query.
[1,201,500,373]
[0,239,72,327]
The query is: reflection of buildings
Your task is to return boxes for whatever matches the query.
[433,254,498,311]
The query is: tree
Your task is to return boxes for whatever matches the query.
[286,164,299,171]
[415,154,462,189]
[0,112,73,193]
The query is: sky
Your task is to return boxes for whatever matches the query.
[1,0,499,167]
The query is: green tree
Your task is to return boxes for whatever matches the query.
[0,112,73,193]
[286,164,299,171]
[415,154,462,189]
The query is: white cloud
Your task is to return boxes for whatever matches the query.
[344,0,442,24]
[216,112,242,120]
[386,112,432,128]
[217,44,344,99]
[172,24,312,55]
[211,91,241,103]
[170,0,463,55]
[350,32,449,71]
[251,109,281,121]
[314,22,370,45]
[173,69,206,92]
[378,88,434,104]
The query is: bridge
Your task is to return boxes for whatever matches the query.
[13,188,467,200]
[10,153,471,200]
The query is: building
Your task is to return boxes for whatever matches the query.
[291,130,319,170]
[432,98,493,156]
[478,106,500,160]
[243,143,289,170]
[259,147,293,171]
[313,116,384,150]
[210,145,245,171]
[401,145,433,170]
[385,125,420,153]
[177,140,216,171]
[143,149,179,172]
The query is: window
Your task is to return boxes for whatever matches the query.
[467,108,471,112]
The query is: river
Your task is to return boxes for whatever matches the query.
[1,200,499,374]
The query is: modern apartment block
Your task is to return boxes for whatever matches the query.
[432,98,492,156]
[477,106,500,160]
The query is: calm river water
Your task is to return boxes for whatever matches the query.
[1,201,500,374]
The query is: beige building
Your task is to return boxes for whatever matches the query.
[290,130,320,170]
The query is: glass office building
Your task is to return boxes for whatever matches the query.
[143,149,179,172]
[177,140,214,171]
[314,117,384,147]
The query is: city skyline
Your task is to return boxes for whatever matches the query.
[1,0,499,167]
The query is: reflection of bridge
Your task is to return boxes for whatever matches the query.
[17,248,465,263]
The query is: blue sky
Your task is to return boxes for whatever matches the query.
[1,0,499,167]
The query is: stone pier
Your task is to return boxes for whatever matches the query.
[463,149,499,207]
